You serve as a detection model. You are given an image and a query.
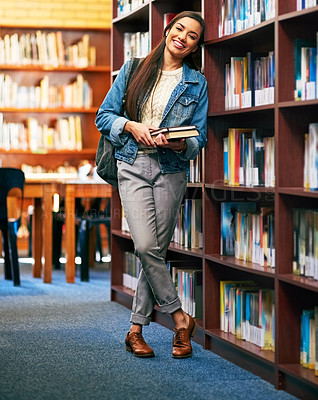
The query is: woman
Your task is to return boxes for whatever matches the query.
[95,11,208,358]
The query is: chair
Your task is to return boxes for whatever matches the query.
[77,198,111,281]
[0,168,25,286]
[52,198,85,269]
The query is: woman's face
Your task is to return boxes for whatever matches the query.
[165,17,202,61]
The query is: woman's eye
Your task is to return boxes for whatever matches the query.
[176,27,182,31]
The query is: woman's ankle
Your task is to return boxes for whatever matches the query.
[130,323,142,334]
[172,309,188,330]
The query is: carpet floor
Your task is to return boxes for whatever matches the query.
[0,262,298,400]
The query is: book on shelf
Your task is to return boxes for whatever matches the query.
[220,280,275,350]
[223,128,275,187]
[297,0,318,11]
[150,125,199,140]
[172,198,202,249]
[164,13,177,27]
[122,251,141,291]
[221,201,275,267]
[304,123,318,190]
[188,151,201,183]
[123,31,149,63]
[0,114,82,153]
[218,0,276,37]
[0,30,96,67]
[225,51,275,110]
[293,208,318,280]
[294,37,317,101]
[0,72,93,109]
[220,201,257,256]
[300,308,317,371]
[167,260,202,319]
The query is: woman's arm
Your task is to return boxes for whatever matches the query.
[95,62,131,147]
[95,61,156,147]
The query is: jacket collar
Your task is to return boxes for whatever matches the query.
[182,63,199,84]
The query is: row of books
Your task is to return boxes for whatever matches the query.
[123,251,141,291]
[122,252,203,319]
[0,73,92,109]
[223,128,275,187]
[225,51,275,110]
[117,0,147,17]
[0,31,96,68]
[300,307,318,376]
[293,208,318,280]
[0,114,82,152]
[297,0,318,11]
[220,280,275,350]
[218,0,276,38]
[167,260,203,318]
[295,35,318,101]
[304,123,318,190]
[188,152,201,183]
[221,202,275,268]
[123,31,150,63]
[172,198,203,249]
[21,163,79,178]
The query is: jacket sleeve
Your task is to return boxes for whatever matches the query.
[95,61,132,147]
[179,76,208,161]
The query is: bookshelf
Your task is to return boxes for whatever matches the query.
[109,1,318,399]
[0,25,111,171]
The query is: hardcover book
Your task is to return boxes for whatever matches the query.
[150,125,198,140]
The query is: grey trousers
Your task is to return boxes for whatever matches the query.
[117,152,187,325]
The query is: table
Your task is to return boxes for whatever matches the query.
[25,177,111,284]
[54,179,112,283]
[24,181,55,283]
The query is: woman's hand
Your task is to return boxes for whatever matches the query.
[154,134,187,153]
[124,121,157,146]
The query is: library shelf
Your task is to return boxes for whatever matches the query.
[205,183,275,193]
[109,1,318,398]
[112,229,132,240]
[278,188,318,198]
[0,65,110,72]
[278,274,318,293]
[0,25,111,171]
[205,255,275,278]
[205,328,275,364]
[1,107,99,113]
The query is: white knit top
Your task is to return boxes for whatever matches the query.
[141,66,183,127]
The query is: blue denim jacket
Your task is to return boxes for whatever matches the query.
[95,60,208,174]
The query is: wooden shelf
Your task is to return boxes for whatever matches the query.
[0,64,111,72]
[279,274,318,293]
[0,26,111,170]
[109,2,318,398]
[205,255,275,278]
[205,328,275,364]
[1,107,99,113]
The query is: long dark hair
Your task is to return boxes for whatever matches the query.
[124,11,205,121]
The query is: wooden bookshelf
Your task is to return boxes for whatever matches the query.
[0,25,111,170]
[109,1,318,399]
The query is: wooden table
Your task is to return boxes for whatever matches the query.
[25,177,111,284]
[55,179,112,283]
[24,180,55,283]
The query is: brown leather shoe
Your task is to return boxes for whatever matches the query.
[125,332,155,358]
[172,314,197,359]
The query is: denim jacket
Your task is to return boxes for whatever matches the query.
[95,60,208,174]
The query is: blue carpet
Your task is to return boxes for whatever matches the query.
[0,263,298,400]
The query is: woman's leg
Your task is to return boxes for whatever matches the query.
[117,153,187,326]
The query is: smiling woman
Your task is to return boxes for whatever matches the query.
[95,11,208,360]
[164,17,202,68]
